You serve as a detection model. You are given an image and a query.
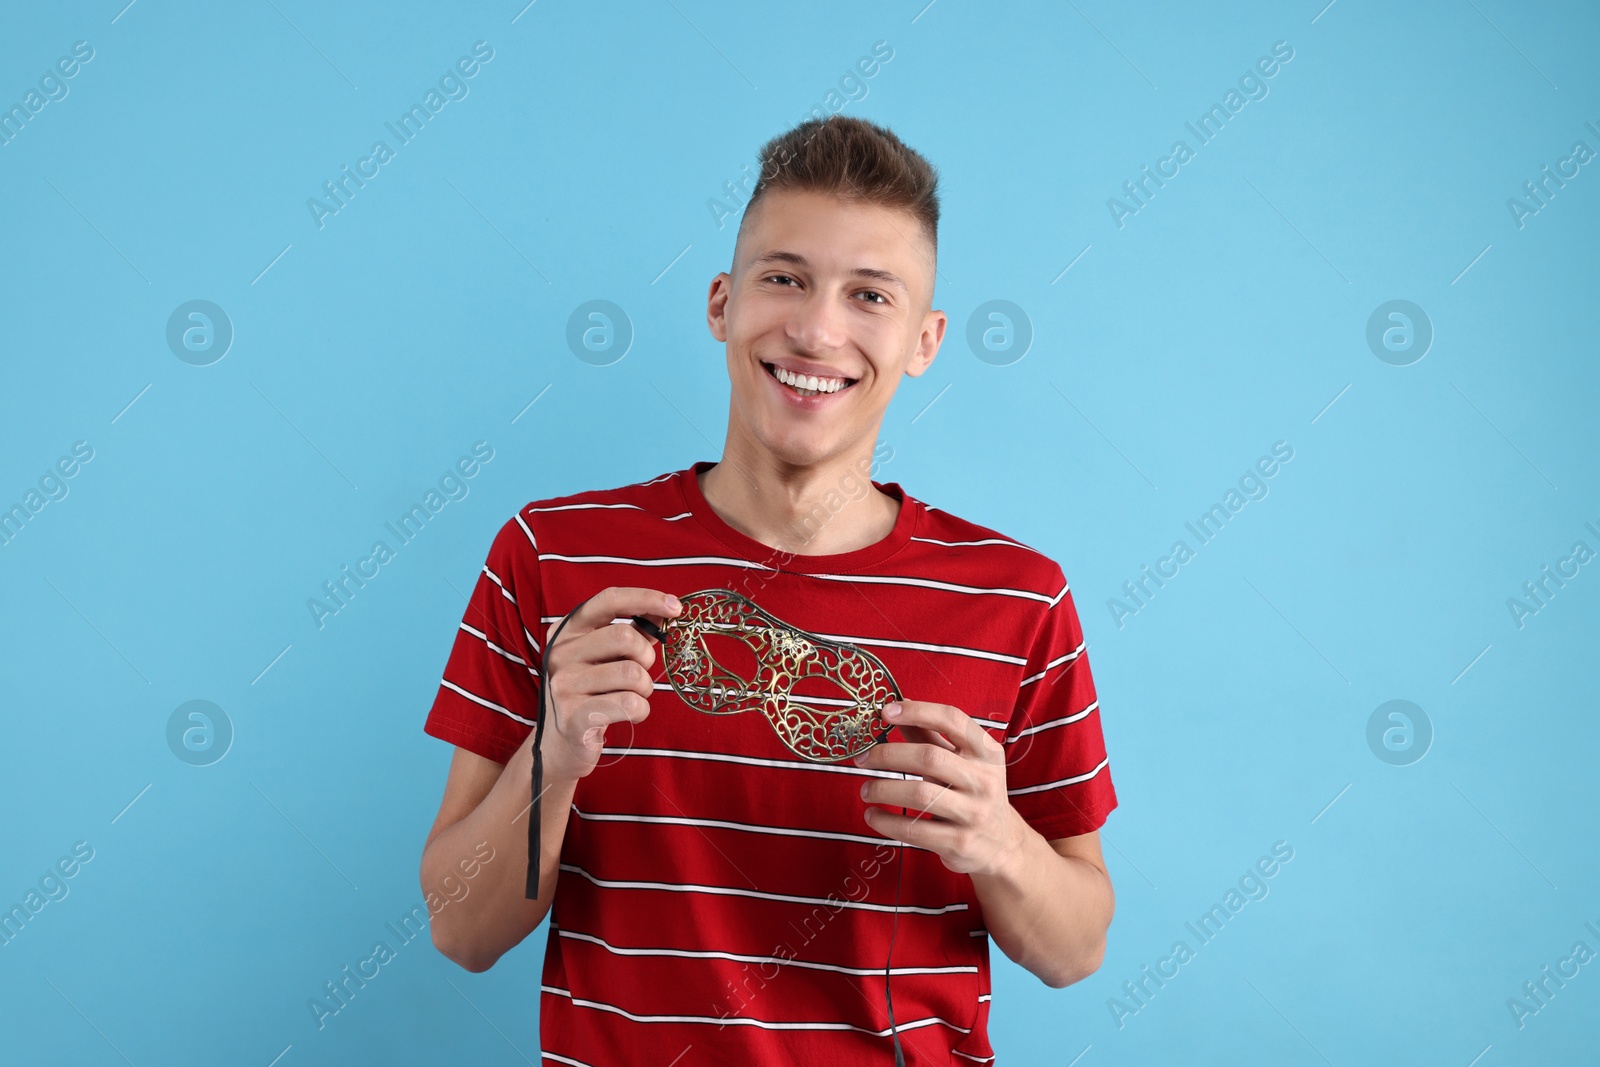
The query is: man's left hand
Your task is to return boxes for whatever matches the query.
[853,699,1028,879]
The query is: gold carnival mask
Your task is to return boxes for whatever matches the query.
[635,588,900,762]
[530,587,901,901]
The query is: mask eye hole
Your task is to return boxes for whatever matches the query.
[781,642,899,761]
[665,618,764,714]
[771,668,893,762]
[661,589,899,762]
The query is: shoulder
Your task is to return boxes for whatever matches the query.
[908,491,1072,605]
[499,467,686,552]
[524,466,681,514]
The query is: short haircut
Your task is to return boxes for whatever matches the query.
[738,115,941,269]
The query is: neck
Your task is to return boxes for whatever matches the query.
[699,440,897,557]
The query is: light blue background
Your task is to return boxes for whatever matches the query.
[2,1,1596,1064]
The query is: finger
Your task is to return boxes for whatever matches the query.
[887,700,999,761]
[629,614,668,643]
[890,722,958,753]
[585,620,663,669]
[560,587,682,640]
[566,689,652,734]
[861,807,949,851]
[569,658,656,702]
[861,774,963,822]
[859,740,978,794]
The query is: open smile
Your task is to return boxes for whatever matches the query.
[760,360,859,404]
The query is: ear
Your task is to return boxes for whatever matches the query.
[707,272,732,342]
[904,308,947,379]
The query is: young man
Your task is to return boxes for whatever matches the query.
[420,115,1117,1064]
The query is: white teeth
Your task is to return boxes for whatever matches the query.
[770,364,848,395]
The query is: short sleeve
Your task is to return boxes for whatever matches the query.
[1003,567,1117,841]
[423,510,545,765]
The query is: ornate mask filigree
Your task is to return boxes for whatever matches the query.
[645,588,900,763]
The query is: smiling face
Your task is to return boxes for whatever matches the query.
[706,189,946,470]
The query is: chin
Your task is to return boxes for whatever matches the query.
[756,432,832,469]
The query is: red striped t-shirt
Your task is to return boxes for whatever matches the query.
[424,461,1117,1065]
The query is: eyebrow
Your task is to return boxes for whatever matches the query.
[750,250,909,294]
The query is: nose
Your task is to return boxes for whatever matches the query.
[783,286,849,356]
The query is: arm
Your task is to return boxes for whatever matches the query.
[968,827,1114,988]
[854,700,1116,990]
[421,738,578,972]
[420,586,681,972]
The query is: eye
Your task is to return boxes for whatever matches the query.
[764,273,800,287]
[855,290,888,305]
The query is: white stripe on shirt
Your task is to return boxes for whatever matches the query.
[482,566,515,604]
[514,511,538,549]
[530,621,1027,669]
[459,622,528,667]
[1007,700,1098,743]
[440,678,536,726]
[598,746,921,783]
[557,863,966,915]
[554,927,976,977]
[540,551,775,572]
[528,502,653,514]
[811,631,1028,667]
[540,985,972,1037]
[1007,756,1110,796]
[911,535,1029,550]
[1019,641,1085,686]
[806,571,1056,605]
[654,679,989,723]
[570,803,902,847]
[541,1053,595,1067]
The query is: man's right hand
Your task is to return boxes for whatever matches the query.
[537,586,682,785]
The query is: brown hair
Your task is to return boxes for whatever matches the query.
[738,115,940,263]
